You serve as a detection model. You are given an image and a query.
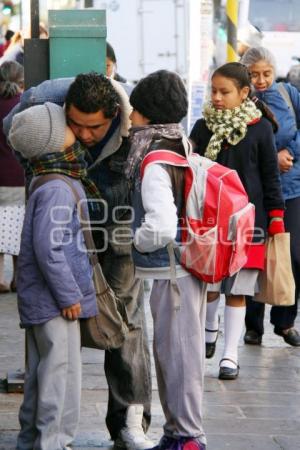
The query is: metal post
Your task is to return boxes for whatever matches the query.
[31,0,40,38]
[238,0,250,29]
[226,0,238,62]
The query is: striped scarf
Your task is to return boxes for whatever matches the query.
[31,142,101,199]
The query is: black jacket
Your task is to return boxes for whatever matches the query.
[190,117,285,239]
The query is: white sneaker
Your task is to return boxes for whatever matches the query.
[118,404,154,450]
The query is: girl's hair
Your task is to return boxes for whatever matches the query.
[240,46,277,74]
[212,62,252,91]
[251,96,279,132]
[212,61,278,132]
[0,61,24,99]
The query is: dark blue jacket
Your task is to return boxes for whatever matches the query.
[255,82,300,200]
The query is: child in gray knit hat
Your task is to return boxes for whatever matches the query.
[9,102,97,450]
[9,101,74,158]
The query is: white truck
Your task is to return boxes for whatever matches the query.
[248,0,300,79]
[94,0,190,83]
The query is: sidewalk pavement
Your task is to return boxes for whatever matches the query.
[1,257,300,449]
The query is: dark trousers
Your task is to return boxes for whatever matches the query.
[99,243,152,440]
[245,197,300,334]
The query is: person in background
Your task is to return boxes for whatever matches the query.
[0,29,14,57]
[241,46,300,347]
[106,41,128,83]
[39,22,48,39]
[128,70,207,450]
[0,61,25,293]
[237,22,263,58]
[9,102,98,450]
[0,30,24,65]
[190,62,284,379]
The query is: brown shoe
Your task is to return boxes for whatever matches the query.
[0,282,10,293]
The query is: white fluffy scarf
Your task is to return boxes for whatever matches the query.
[203,98,262,161]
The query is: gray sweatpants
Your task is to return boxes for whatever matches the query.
[17,316,81,450]
[149,275,207,444]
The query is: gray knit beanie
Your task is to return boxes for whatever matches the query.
[8,102,66,159]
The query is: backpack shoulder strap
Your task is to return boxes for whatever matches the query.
[141,150,188,179]
[30,173,81,203]
[30,174,98,264]
[277,82,297,121]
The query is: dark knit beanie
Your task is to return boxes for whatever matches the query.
[130,70,188,124]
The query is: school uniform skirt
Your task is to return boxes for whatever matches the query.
[208,269,260,296]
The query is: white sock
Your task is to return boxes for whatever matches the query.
[205,296,220,343]
[220,305,246,369]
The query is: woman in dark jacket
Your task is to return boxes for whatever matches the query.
[190,62,284,380]
[241,46,300,347]
[0,61,25,293]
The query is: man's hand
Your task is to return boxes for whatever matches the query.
[62,302,81,320]
[278,149,294,173]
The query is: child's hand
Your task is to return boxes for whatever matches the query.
[62,302,81,320]
[268,209,285,235]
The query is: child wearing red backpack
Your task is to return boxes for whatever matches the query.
[190,62,284,380]
[127,70,207,450]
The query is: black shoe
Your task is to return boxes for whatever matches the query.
[205,317,220,359]
[274,327,300,346]
[218,358,239,380]
[244,329,262,345]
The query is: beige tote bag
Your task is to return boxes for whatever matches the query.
[255,233,295,306]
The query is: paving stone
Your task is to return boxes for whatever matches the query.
[204,434,281,450]
[273,436,300,450]
[241,405,300,420]
[203,418,300,435]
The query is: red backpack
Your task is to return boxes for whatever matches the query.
[140,147,255,283]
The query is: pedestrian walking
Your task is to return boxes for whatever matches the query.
[0,61,25,293]
[237,22,263,58]
[190,62,285,379]
[128,70,207,450]
[241,46,300,346]
[106,42,128,83]
[8,102,98,450]
[4,72,153,450]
